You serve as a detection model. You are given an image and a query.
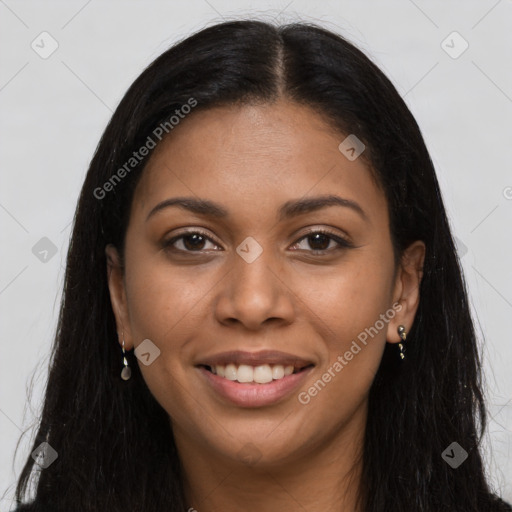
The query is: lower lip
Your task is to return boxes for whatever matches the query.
[197,366,314,408]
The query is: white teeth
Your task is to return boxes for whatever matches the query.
[224,363,237,381]
[207,363,303,383]
[272,365,284,379]
[237,364,254,383]
[253,364,273,384]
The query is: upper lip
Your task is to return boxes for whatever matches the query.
[196,350,315,369]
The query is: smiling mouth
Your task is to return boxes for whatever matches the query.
[199,363,314,384]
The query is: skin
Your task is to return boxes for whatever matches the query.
[106,99,425,512]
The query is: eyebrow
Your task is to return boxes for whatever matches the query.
[146,194,368,222]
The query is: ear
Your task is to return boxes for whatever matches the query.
[386,240,426,343]
[106,244,133,350]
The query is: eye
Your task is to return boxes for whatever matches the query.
[289,229,353,255]
[163,228,353,255]
[163,229,221,253]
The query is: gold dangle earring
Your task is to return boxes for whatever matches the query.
[397,325,407,360]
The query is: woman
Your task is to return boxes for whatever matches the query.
[11,19,511,512]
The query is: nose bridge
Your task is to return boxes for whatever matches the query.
[235,245,276,304]
[214,236,295,329]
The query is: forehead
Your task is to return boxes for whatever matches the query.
[131,100,386,225]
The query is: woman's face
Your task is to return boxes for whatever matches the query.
[107,100,424,468]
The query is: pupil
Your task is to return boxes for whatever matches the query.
[309,233,329,250]
[184,234,205,251]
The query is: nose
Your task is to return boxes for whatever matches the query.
[214,245,296,331]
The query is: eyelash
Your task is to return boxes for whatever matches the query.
[163,228,353,256]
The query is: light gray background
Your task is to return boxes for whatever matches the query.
[1,0,511,509]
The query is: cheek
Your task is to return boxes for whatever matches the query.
[122,259,212,426]
[314,250,395,343]
[122,251,215,398]
[124,255,213,342]
[296,253,395,408]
